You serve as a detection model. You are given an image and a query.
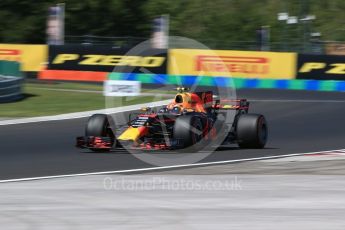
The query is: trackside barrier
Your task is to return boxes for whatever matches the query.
[0,75,23,103]
[0,60,21,77]
[0,61,23,103]
[39,45,345,92]
[107,73,345,92]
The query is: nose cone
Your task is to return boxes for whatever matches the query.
[118,126,148,141]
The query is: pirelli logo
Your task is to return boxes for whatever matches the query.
[195,55,270,74]
[0,49,21,62]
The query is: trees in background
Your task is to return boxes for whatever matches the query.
[0,0,345,45]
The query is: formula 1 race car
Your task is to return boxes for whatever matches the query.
[76,87,267,152]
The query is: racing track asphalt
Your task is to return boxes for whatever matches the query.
[0,88,345,180]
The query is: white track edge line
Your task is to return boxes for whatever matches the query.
[0,99,171,126]
[1,148,344,183]
[2,98,344,126]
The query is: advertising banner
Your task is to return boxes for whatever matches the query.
[48,45,167,74]
[168,49,296,79]
[297,54,345,80]
[0,44,47,72]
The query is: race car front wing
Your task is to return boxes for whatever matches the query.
[76,136,113,150]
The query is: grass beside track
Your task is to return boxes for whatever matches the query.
[0,82,169,118]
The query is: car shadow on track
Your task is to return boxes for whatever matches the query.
[79,146,279,155]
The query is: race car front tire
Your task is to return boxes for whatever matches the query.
[85,114,114,152]
[86,114,110,137]
[173,115,203,148]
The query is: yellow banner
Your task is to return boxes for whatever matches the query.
[0,44,48,71]
[168,49,296,79]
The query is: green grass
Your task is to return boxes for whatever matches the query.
[0,82,167,118]
[25,82,104,91]
[26,82,177,94]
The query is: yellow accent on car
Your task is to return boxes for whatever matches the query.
[118,127,141,141]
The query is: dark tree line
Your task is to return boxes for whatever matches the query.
[1,0,345,45]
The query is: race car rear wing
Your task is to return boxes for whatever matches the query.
[213,99,249,112]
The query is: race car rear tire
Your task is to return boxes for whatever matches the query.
[174,115,203,149]
[85,114,114,152]
[236,114,267,149]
